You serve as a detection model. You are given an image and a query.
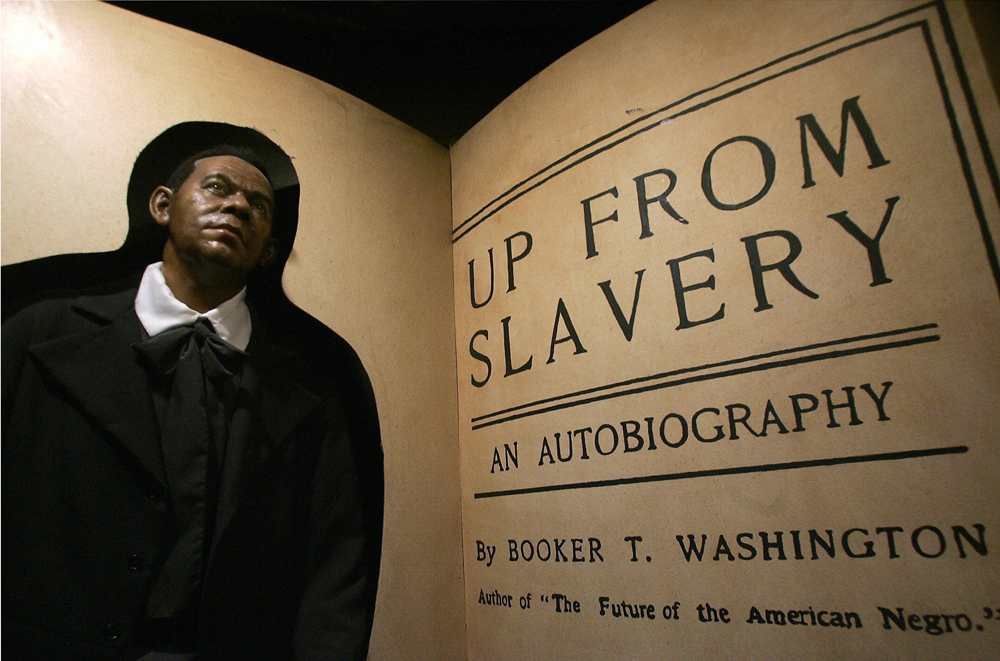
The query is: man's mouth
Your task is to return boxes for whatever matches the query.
[207,223,244,243]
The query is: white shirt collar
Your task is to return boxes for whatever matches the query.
[134,262,252,350]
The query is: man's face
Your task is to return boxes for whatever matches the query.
[152,155,278,278]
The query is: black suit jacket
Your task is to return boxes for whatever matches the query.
[2,289,369,660]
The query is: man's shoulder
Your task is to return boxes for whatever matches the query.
[3,289,138,346]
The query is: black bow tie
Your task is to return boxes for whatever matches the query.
[134,317,245,381]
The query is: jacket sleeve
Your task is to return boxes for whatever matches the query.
[293,394,370,661]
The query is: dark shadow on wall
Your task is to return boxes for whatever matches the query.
[1,121,384,657]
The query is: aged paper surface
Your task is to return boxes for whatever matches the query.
[452,1,1000,658]
[1,3,464,659]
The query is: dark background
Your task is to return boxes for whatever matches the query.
[108,1,656,146]
[106,1,1000,147]
[77,2,1000,146]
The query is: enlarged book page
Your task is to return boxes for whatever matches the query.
[451,1,1000,658]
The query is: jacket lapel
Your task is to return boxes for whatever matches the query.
[212,322,321,546]
[27,291,167,488]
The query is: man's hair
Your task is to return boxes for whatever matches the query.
[164,145,274,192]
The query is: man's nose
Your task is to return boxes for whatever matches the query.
[220,191,252,220]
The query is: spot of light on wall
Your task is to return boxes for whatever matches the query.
[1,1,67,100]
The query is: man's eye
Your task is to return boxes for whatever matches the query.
[206,182,225,193]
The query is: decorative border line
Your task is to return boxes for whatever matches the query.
[473,445,968,499]
[471,324,940,430]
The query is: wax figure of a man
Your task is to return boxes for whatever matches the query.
[3,148,368,660]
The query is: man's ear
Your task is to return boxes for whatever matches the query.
[259,237,279,267]
[149,186,173,227]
